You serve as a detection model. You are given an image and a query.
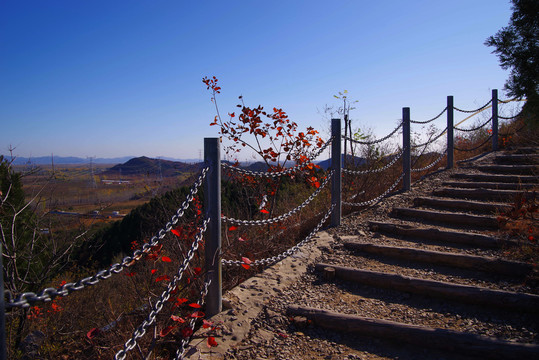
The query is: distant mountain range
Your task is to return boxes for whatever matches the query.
[4,155,201,165]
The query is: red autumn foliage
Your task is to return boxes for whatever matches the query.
[207,336,218,348]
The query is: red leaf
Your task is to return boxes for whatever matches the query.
[87,328,100,340]
[189,303,202,309]
[171,315,185,323]
[228,226,238,231]
[155,275,170,282]
[151,269,157,274]
[260,209,269,214]
[161,256,172,263]
[181,327,193,338]
[193,267,202,275]
[241,264,250,270]
[242,257,252,265]
[202,319,213,328]
[238,236,246,242]
[190,311,205,318]
[207,336,218,347]
[175,298,188,305]
[171,228,182,237]
[159,325,175,337]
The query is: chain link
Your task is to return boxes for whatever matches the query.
[454,117,491,132]
[410,107,447,124]
[342,149,404,175]
[498,114,519,120]
[221,138,333,178]
[222,205,334,267]
[454,135,493,152]
[454,99,492,113]
[411,150,447,172]
[174,279,211,360]
[343,172,404,207]
[6,167,209,308]
[343,122,403,145]
[222,171,333,226]
[114,218,210,360]
[411,127,448,149]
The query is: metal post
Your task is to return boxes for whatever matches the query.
[204,138,221,318]
[402,108,411,191]
[492,89,498,151]
[1,243,6,360]
[447,96,454,169]
[331,118,342,227]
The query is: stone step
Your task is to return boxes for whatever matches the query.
[495,154,539,165]
[442,181,537,190]
[511,147,539,154]
[466,164,537,175]
[368,221,508,249]
[391,207,499,229]
[451,173,539,183]
[287,306,539,360]
[433,187,527,202]
[413,196,511,214]
[342,241,532,277]
[314,263,539,313]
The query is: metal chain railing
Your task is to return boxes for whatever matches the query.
[221,204,334,267]
[344,122,403,145]
[454,117,492,132]
[411,127,448,149]
[343,172,405,207]
[174,279,211,360]
[222,171,333,226]
[454,99,492,113]
[454,135,493,152]
[411,150,447,172]
[114,218,210,360]
[221,138,333,178]
[5,167,209,308]
[342,149,404,175]
[498,114,519,120]
[410,107,447,124]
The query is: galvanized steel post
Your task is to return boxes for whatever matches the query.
[331,118,342,227]
[447,96,454,169]
[204,138,222,318]
[492,89,498,151]
[402,108,411,191]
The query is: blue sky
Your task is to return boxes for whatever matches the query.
[0,0,521,161]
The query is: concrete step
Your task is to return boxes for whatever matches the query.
[342,241,532,277]
[413,196,511,214]
[466,164,537,175]
[451,173,538,183]
[368,221,508,249]
[495,154,539,165]
[442,181,537,190]
[314,263,539,313]
[433,187,527,202]
[391,207,499,229]
[287,306,539,360]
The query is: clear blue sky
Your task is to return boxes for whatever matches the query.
[0,0,521,160]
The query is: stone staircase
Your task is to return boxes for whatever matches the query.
[193,148,538,360]
[284,147,538,359]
